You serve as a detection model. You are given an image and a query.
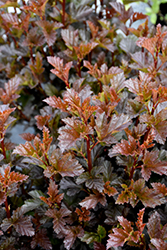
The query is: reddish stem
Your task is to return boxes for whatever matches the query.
[86,136,92,173]
[62,0,66,26]
[5,198,11,219]
[1,136,6,159]
[49,46,54,56]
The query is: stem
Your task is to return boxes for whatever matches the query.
[0,134,6,159]
[49,46,54,56]
[86,136,92,173]
[77,60,82,77]
[62,0,66,26]
[5,198,11,219]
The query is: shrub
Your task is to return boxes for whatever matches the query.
[0,1,167,249]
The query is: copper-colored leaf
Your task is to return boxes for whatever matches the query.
[108,135,137,158]
[79,192,107,209]
[47,56,72,84]
[141,150,167,181]
[44,148,84,178]
[95,112,131,144]
[58,117,93,152]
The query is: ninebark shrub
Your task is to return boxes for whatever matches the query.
[0,1,167,249]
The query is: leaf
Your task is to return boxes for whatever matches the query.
[136,37,158,57]
[47,56,72,85]
[0,165,28,197]
[61,28,79,48]
[44,95,68,112]
[44,148,84,178]
[79,192,107,209]
[70,3,92,21]
[40,180,64,207]
[0,75,21,104]
[21,0,48,18]
[73,42,98,61]
[95,112,131,144]
[0,104,16,134]
[35,114,52,130]
[150,238,167,250]
[19,133,35,141]
[36,20,62,46]
[76,166,104,193]
[136,208,146,233]
[63,225,84,250]
[93,242,106,250]
[107,216,141,249]
[110,2,134,22]
[58,117,93,152]
[22,27,45,47]
[75,207,90,222]
[60,177,82,196]
[0,191,7,205]
[141,150,167,181]
[29,52,44,77]
[13,126,52,166]
[45,207,71,234]
[151,182,167,196]
[1,207,35,236]
[108,135,137,158]
[147,211,161,239]
[31,228,52,249]
[104,181,118,197]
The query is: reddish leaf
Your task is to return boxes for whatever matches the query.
[136,37,158,57]
[150,238,167,250]
[64,225,84,250]
[47,56,72,85]
[2,207,35,236]
[40,180,63,207]
[107,216,140,249]
[45,207,71,234]
[35,114,51,130]
[75,207,90,222]
[136,208,146,233]
[0,75,21,104]
[61,28,79,47]
[104,181,118,197]
[73,42,98,61]
[58,117,93,152]
[36,20,62,46]
[95,112,131,144]
[0,191,6,205]
[141,150,167,181]
[22,27,45,47]
[0,105,16,134]
[93,242,106,250]
[29,52,44,77]
[44,148,84,178]
[110,2,133,22]
[31,228,52,249]
[19,133,35,141]
[21,0,48,18]
[147,211,161,239]
[44,95,68,112]
[13,126,52,165]
[151,182,167,196]
[108,135,137,158]
[79,192,107,209]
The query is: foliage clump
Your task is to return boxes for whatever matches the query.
[1,0,167,249]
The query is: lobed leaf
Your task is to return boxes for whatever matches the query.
[79,192,107,209]
[44,148,84,178]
